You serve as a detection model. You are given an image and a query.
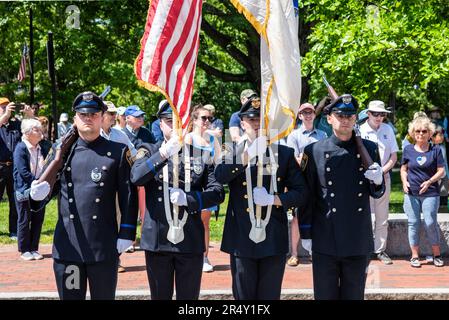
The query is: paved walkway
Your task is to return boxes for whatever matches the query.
[0,243,448,299]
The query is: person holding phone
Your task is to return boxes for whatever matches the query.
[0,97,34,240]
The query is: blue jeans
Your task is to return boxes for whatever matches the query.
[403,194,440,247]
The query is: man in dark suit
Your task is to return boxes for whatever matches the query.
[31,91,137,300]
[123,105,155,145]
[130,101,225,300]
[215,93,308,300]
[299,94,385,300]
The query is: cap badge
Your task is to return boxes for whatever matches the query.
[192,158,203,175]
[342,95,352,105]
[83,93,93,102]
[91,167,102,183]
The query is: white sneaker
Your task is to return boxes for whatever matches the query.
[31,251,44,260]
[20,252,35,261]
[125,245,135,253]
[202,257,213,273]
[425,255,434,262]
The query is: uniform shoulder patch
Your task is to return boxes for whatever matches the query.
[299,153,308,171]
[135,147,149,160]
[125,149,133,166]
[126,147,149,166]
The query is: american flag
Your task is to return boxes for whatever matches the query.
[135,0,203,134]
[17,44,28,82]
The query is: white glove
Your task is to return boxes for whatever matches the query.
[301,239,312,255]
[247,136,267,160]
[117,239,133,254]
[169,187,188,206]
[30,181,50,201]
[253,187,274,206]
[364,163,383,185]
[160,136,182,159]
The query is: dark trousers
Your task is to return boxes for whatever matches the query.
[145,251,203,300]
[312,252,369,300]
[230,254,286,300]
[15,199,45,253]
[0,164,17,234]
[53,257,118,300]
[0,176,5,200]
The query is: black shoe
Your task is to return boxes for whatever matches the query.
[377,252,393,265]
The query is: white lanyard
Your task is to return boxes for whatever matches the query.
[243,142,278,243]
[163,145,190,244]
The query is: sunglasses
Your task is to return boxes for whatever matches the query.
[199,116,214,122]
[370,112,387,117]
[299,110,314,116]
[415,129,428,134]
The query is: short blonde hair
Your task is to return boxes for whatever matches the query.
[408,116,435,138]
[21,118,42,135]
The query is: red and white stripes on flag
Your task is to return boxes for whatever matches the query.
[17,44,28,82]
[135,0,203,134]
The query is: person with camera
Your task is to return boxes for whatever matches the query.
[0,97,34,240]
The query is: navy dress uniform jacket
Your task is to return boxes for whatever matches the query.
[50,136,137,263]
[130,141,225,254]
[299,134,385,257]
[215,141,309,259]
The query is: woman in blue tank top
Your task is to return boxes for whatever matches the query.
[185,105,221,273]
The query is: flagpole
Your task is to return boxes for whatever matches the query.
[29,7,35,106]
[173,116,180,227]
[47,32,57,142]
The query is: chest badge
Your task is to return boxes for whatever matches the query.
[192,159,203,175]
[91,167,102,183]
[416,156,427,166]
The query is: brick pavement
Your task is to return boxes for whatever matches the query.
[0,242,448,298]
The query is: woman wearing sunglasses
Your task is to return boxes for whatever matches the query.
[401,116,445,267]
[185,104,222,273]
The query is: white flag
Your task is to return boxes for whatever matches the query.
[231,0,302,143]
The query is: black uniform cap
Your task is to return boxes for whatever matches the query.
[238,95,261,119]
[323,94,359,116]
[156,100,173,119]
[72,91,107,113]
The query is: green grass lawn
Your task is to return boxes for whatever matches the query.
[0,172,404,245]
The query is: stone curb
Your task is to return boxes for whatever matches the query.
[2,288,449,300]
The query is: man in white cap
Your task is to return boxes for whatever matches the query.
[57,112,72,139]
[359,100,398,265]
[114,106,127,130]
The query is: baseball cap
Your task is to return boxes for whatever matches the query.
[125,105,145,117]
[0,97,10,106]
